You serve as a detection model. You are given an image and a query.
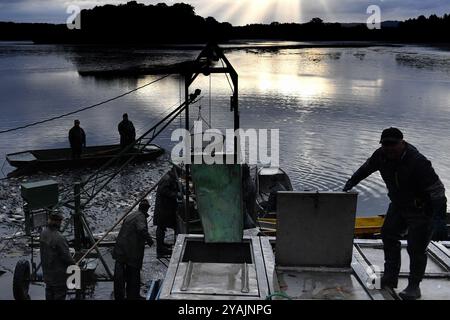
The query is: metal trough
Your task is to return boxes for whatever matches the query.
[158,234,276,300]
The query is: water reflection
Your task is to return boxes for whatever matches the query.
[256,73,333,99]
[1,42,450,216]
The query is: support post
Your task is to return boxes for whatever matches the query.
[24,205,31,236]
[184,74,190,234]
[79,215,114,280]
[73,182,86,300]
[233,76,239,163]
[73,182,85,252]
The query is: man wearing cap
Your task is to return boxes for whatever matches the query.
[118,113,136,149]
[69,119,86,159]
[40,212,76,300]
[343,127,447,300]
[112,199,154,300]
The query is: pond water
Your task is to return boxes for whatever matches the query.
[1,41,450,217]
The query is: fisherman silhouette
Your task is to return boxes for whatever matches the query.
[68,119,86,159]
[118,113,136,149]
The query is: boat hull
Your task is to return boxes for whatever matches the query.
[258,216,386,238]
[6,144,165,175]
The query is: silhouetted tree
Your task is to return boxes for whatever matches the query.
[309,18,324,25]
[1,2,449,44]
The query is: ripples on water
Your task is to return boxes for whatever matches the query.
[1,42,450,216]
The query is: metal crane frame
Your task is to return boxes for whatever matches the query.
[181,42,239,233]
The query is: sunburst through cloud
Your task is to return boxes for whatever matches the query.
[195,0,303,25]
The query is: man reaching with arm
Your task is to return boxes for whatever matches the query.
[343,127,447,300]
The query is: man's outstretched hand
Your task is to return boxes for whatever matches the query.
[343,180,354,192]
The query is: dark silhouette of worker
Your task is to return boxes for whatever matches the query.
[154,167,180,258]
[261,177,287,213]
[118,113,136,149]
[40,212,75,300]
[112,199,154,300]
[242,163,256,228]
[68,119,86,159]
[343,128,448,300]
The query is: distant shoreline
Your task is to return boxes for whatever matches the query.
[2,39,450,51]
[0,39,405,49]
[2,40,449,50]
[1,6,450,46]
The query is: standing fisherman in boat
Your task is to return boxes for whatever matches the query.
[40,212,75,300]
[68,119,86,159]
[343,127,448,300]
[118,113,136,149]
[112,199,154,300]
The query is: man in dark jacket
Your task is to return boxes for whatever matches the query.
[154,168,180,258]
[118,113,136,149]
[112,199,154,300]
[68,119,86,159]
[40,212,75,300]
[343,128,447,300]
[242,164,256,229]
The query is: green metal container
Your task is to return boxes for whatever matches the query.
[21,180,59,210]
[191,164,243,243]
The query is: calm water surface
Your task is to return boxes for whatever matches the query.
[1,41,450,216]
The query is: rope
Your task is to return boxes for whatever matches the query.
[138,99,184,134]
[179,77,183,129]
[68,97,199,208]
[51,94,199,227]
[75,173,166,264]
[0,74,171,134]
[190,102,210,130]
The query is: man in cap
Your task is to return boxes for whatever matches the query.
[112,199,154,300]
[40,212,75,300]
[343,127,447,300]
[118,113,136,149]
[68,119,86,159]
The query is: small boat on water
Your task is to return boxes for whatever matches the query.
[6,144,165,175]
[255,166,293,219]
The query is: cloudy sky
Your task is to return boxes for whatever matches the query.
[0,0,449,25]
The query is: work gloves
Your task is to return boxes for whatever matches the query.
[343,180,355,192]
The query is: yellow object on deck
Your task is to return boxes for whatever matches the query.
[257,215,385,237]
[354,216,385,236]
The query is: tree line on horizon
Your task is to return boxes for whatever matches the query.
[0,1,449,44]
